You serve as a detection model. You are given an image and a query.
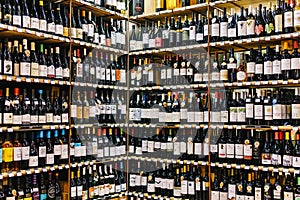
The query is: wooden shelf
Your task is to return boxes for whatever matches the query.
[0,75,70,86]
[129,3,208,23]
[129,32,300,55]
[0,24,70,45]
[56,0,128,19]
[0,124,69,132]
[0,164,68,179]
[71,82,128,90]
[211,162,300,174]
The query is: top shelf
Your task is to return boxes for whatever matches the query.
[129,0,277,22]
[129,3,208,23]
[56,0,128,19]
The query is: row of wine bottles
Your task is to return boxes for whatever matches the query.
[210,169,300,200]
[129,0,300,50]
[71,90,127,125]
[127,87,300,126]
[129,42,300,87]
[83,0,127,13]
[0,171,63,200]
[0,0,127,50]
[128,163,209,199]
[0,129,68,172]
[0,87,69,126]
[70,127,127,163]
[70,162,126,200]
[213,129,300,167]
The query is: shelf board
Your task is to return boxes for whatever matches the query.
[211,0,277,10]
[0,124,69,132]
[127,156,208,166]
[56,0,128,19]
[211,162,299,174]
[0,75,71,86]
[129,32,300,55]
[0,164,68,179]
[71,82,128,90]
[129,3,208,23]
[0,24,70,45]
[71,40,127,55]
[71,123,128,129]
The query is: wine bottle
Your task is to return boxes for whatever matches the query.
[284,0,295,33]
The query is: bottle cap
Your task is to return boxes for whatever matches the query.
[294,41,299,49]
[38,90,43,94]
[284,42,289,50]
[14,88,19,95]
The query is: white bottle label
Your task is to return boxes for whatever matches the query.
[275,15,283,32]
[282,59,291,70]
[220,22,228,37]
[237,21,247,36]
[284,11,293,28]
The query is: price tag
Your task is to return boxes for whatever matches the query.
[8,128,13,132]
[51,80,55,85]
[263,81,268,85]
[274,168,279,173]
[35,169,40,173]
[283,80,288,84]
[16,77,21,82]
[253,166,258,171]
[17,172,22,176]
[6,76,12,81]
[255,81,260,85]
[53,35,59,40]
[236,165,240,169]
[247,38,252,43]
[50,167,55,171]
[237,126,242,130]
[58,166,63,170]
[26,170,32,174]
[59,81,63,85]
[42,168,47,172]
[237,82,242,86]
[254,38,260,42]
[228,125,233,129]
[8,173,14,177]
[263,167,268,171]
[34,78,39,83]
[0,128,2,132]
[293,80,299,84]
[265,36,270,41]
[51,125,55,130]
[272,80,278,85]
[272,126,278,130]
[245,165,250,170]
[26,78,31,82]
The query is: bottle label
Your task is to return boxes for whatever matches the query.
[39,115,46,124]
[13,147,22,161]
[227,63,237,69]
[195,111,204,122]
[244,143,252,156]
[284,192,294,200]
[211,23,220,37]
[3,113,13,124]
[48,22,55,33]
[275,14,283,33]
[20,62,30,76]
[255,187,262,200]
[47,64,55,77]
[196,33,203,41]
[282,59,291,70]
[237,107,246,122]
[39,65,47,77]
[283,155,292,166]
[71,187,77,197]
[55,66,63,78]
[189,25,196,40]
[235,144,244,159]
[264,61,273,74]
[29,155,38,167]
[30,17,40,29]
[76,28,83,39]
[254,104,263,119]
[2,60,12,75]
[106,68,111,81]
[273,104,282,119]
[228,184,236,199]
[61,144,68,159]
[173,188,181,197]
[182,28,189,41]
[284,11,293,28]
[293,156,300,167]
[204,25,208,36]
[63,27,69,37]
[13,15,21,26]
[264,105,273,121]
[291,58,300,69]
[211,191,220,200]
[255,24,264,35]
[56,24,63,35]
[22,16,30,28]
[229,107,237,122]
[255,64,263,74]
[227,143,234,158]
[46,153,54,164]
[265,22,275,34]
[236,71,246,81]
[261,153,271,164]
[218,143,227,158]
[13,115,22,125]
[163,29,169,40]
[295,10,300,27]
[272,154,282,166]
[246,62,255,74]
[31,62,39,77]
[237,21,247,36]
[149,39,156,48]
[247,19,255,35]
[292,104,300,119]
[220,22,228,37]
[228,28,236,38]
[39,146,46,157]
